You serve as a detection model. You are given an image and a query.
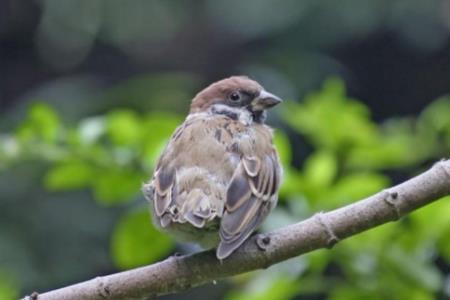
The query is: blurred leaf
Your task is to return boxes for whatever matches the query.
[303,150,337,189]
[92,168,142,205]
[106,110,142,146]
[419,96,450,133]
[44,161,94,190]
[341,221,398,254]
[141,112,181,167]
[273,130,292,166]
[330,286,379,300]
[349,117,437,169]
[384,247,443,292]
[0,270,18,300]
[17,102,60,143]
[111,209,173,269]
[409,196,450,241]
[440,228,450,263]
[327,172,389,206]
[285,151,337,203]
[418,97,450,152]
[282,78,379,151]
[227,276,299,300]
[278,168,303,199]
[306,249,331,274]
[408,196,450,261]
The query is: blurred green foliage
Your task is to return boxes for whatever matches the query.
[1,78,449,300]
[0,271,18,300]
[112,209,173,269]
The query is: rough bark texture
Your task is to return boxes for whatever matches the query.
[24,160,450,300]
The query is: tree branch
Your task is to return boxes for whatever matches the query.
[24,160,450,300]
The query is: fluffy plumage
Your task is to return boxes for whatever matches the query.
[143,76,282,259]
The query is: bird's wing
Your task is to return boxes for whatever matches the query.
[152,165,176,219]
[147,114,234,228]
[146,119,191,225]
[217,145,280,259]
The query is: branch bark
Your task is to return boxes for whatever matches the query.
[24,160,450,300]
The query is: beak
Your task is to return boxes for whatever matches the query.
[252,90,282,110]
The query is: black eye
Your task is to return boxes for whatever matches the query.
[229,92,240,102]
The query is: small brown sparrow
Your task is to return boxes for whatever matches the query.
[143,76,282,259]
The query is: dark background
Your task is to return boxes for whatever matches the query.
[3,1,450,119]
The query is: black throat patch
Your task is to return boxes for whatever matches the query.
[251,110,267,123]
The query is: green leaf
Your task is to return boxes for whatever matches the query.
[44,161,94,190]
[409,196,450,259]
[410,196,450,240]
[349,117,432,169]
[419,97,450,133]
[273,130,292,166]
[418,97,450,153]
[227,277,299,300]
[141,112,181,166]
[278,167,303,198]
[440,225,450,263]
[0,270,19,300]
[282,78,379,151]
[327,172,389,206]
[106,110,142,146]
[303,150,337,188]
[92,168,142,205]
[306,249,331,274]
[330,286,379,300]
[17,102,60,143]
[111,209,173,269]
[384,247,443,292]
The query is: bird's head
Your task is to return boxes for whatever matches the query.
[190,76,282,123]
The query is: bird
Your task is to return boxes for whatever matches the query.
[143,76,283,259]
